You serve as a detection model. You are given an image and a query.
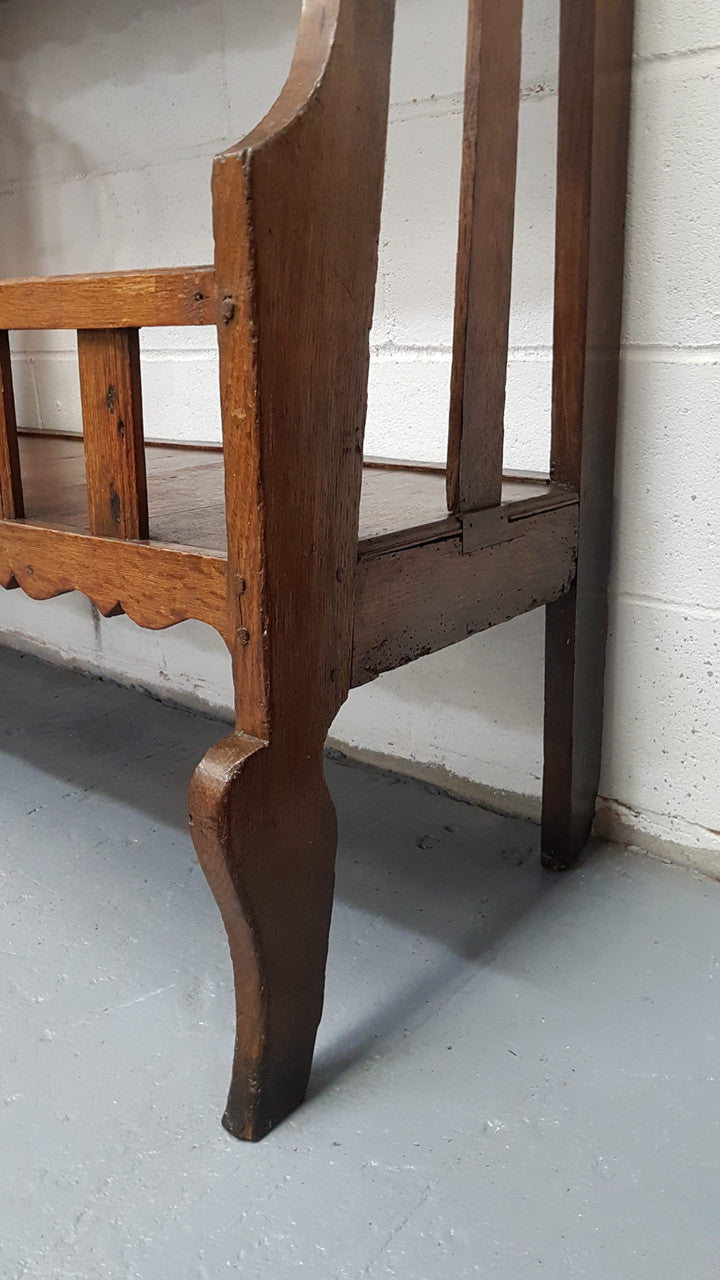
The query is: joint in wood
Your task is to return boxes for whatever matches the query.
[507,490,578,523]
[461,509,515,556]
[461,486,580,554]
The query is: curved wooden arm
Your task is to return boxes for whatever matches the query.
[223,0,344,158]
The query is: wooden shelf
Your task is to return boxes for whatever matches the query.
[16,433,566,557]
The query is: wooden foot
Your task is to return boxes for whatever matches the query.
[189,733,337,1141]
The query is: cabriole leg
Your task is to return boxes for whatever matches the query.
[189,732,337,1141]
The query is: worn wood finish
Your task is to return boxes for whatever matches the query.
[16,431,571,558]
[542,0,633,868]
[447,0,523,512]
[0,0,634,1141]
[0,520,228,636]
[353,503,578,683]
[78,329,149,540]
[0,266,215,330]
[0,331,23,519]
[189,0,395,1140]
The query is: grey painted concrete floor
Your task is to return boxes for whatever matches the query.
[1,649,719,1280]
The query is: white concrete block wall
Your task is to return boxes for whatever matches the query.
[0,0,718,867]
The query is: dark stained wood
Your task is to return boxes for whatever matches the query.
[542,0,634,868]
[459,483,578,555]
[0,331,23,519]
[17,432,571,557]
[189,0,396,1141]
[447,0,523,513]
[0,0,633,1143]
[0,520,228,637]
[353,504,578,683]
[0,267,215,330]
[78,329,149,540]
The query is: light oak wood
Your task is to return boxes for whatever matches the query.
[78,329,149,540]
[0,521,228,637]
[0,267,215,330]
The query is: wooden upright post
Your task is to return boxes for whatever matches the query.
[542,0,634,867]
[78,328,149,540]
[447,0,523,513]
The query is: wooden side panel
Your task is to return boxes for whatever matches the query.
[542,0,634,866]
[78,328,149,540]
[0,331,23,519]
[447,0,524,513]
[352,504,578,684]
[0,267,215,330]
[215,0,395,740]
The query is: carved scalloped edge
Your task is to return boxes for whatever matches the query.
[1,563,227,639]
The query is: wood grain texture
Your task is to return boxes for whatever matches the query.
[0,520,228,637]
[16,429,570,556]
[0,331,23,519]
[78,329,149,539]
[0,267,215,329]
[0,0,629,1142]
[212,0,393,738]
[447,0,523,512]
[542,0,633,868]
[353,504,578,684]
[189,0,395,1139]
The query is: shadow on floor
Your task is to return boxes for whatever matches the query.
[0,646,567,1091]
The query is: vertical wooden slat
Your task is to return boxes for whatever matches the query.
[447,0,524,513]
[541,0,633,866]
[0,330,24,519]
[77,328,148,539]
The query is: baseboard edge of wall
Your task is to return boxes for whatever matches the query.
[3,633,717,883]
[594,798,720,884]
[325,738,541,823]
[0,627,235,727]
[327,741,720,883]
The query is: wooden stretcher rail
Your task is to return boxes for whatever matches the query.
[0,519,229,639]
[0,266,216,330]
[352,503,579,684]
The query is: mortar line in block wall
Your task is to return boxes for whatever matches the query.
[611,592,720,621]
[388,81,558,126]
[11,343,719,368]
[633,42,720,69]
[621,345,720,364]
